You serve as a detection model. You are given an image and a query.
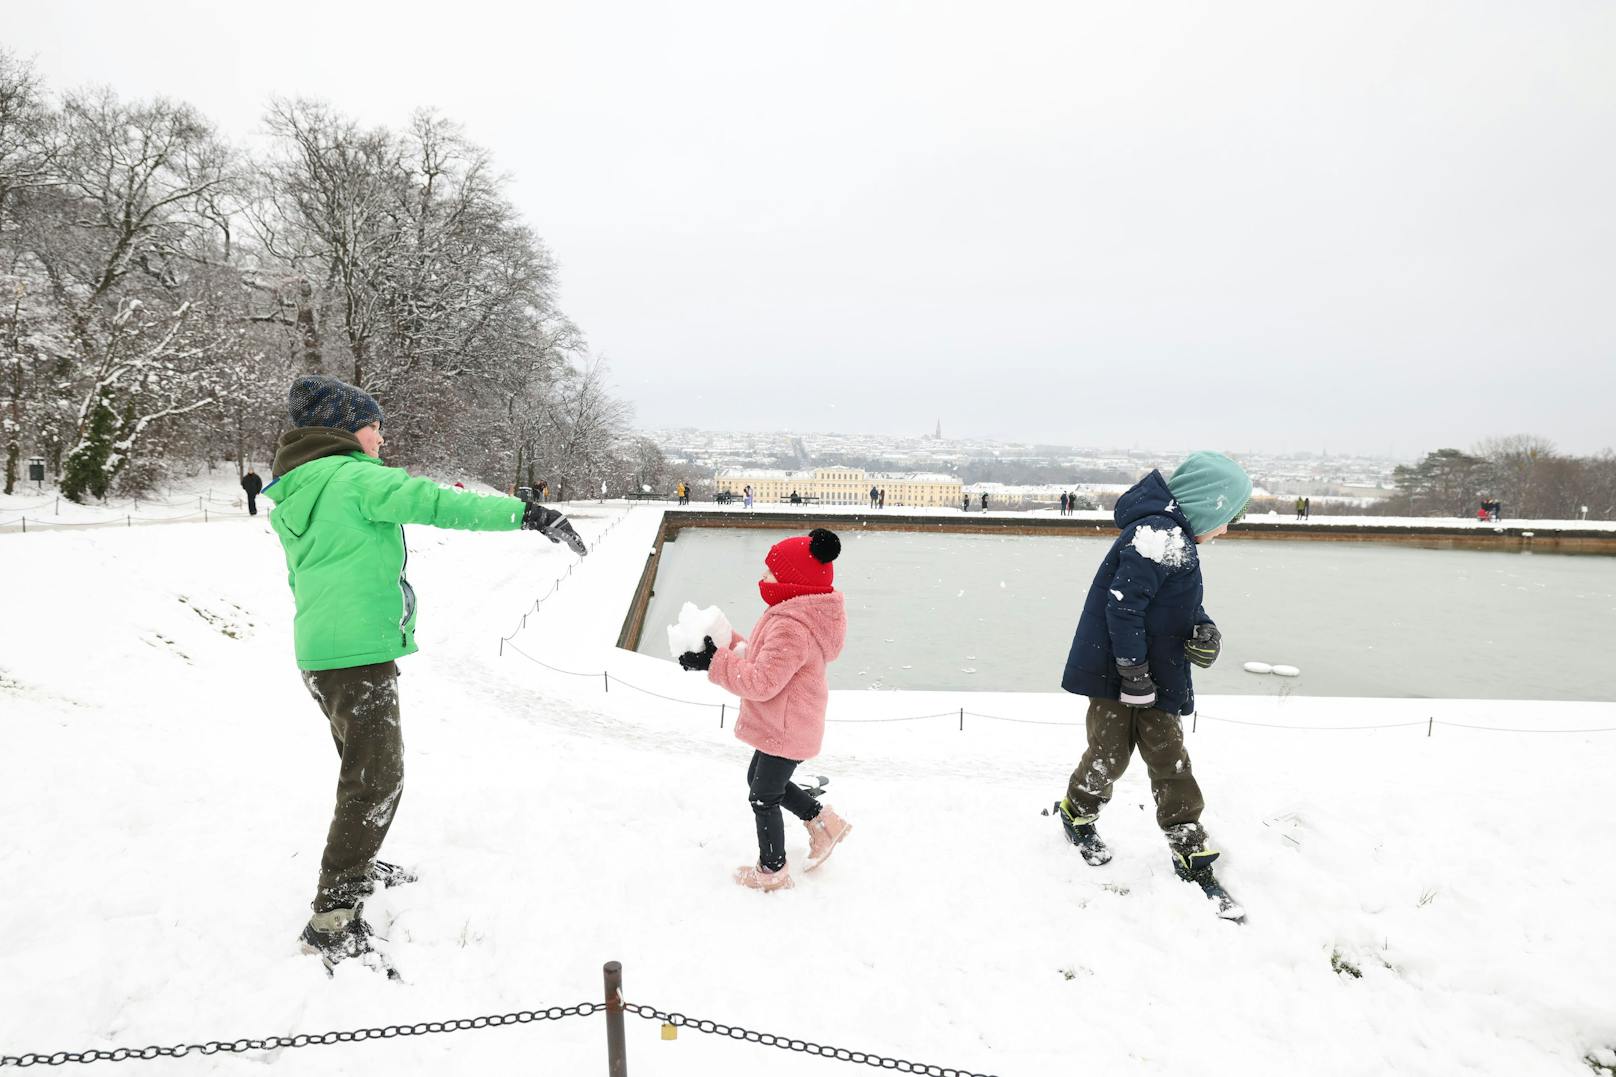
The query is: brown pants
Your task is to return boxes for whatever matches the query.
[301,661,404,913]
[1066,696,1204,831]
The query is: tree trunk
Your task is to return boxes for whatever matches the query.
[295,276,321,372]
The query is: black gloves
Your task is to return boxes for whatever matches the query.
[679,636,717,672]
[1186,622,1221,669]
[517,492,587,557]
[1116,660,1157,708]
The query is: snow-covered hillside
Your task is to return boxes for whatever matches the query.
[2,500,1613,1075]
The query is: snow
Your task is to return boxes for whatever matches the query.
[2,498,1615,1075]
[1129,523,1189,567]
[1244,661,1275,674]
[666,602,735,659]
[1271,664,1302,678]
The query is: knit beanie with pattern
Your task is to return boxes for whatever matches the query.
[1166,451,1253,537]
[288,375,384,433]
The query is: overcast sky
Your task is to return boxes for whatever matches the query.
[8,1,1614,458]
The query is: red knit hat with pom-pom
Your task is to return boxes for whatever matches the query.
[760,528,841,606]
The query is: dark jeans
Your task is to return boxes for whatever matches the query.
[246,492,258,516]
[301,661,404,912]
[747,750,822,871]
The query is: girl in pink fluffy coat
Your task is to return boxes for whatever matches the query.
[678,528,852,891]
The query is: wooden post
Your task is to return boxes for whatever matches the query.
[604,961,627,1076]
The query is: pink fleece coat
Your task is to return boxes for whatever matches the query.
[708,590,847,762]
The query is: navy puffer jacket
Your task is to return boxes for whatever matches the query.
[1060,470,1212,716]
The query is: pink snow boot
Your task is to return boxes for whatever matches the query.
[734,862,795,892]
[803,805,852,871]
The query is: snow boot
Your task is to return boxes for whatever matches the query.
[368,860,418,891]
[1165,822,1220,880]
[734,862,795,892]
[299,905,374,967]
[1054,799,1112,866]
[803,805,852,871]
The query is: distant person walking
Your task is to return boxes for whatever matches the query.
[869,485,879,509]
[1294,496,1305,520]
[878,488,886,509]
[1302,497,1311,519]
[962,493,970,512]
[241,469,263,516]
[1059,491,1069,516]
[981,492,989,512]
[744,484,755,509]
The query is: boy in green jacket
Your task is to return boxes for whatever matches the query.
[263,375,585,969]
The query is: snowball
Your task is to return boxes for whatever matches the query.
[1130,525,1188,567]
[666,602,734,659]
[1243,661,1274,674]
[1271,664,1301,677]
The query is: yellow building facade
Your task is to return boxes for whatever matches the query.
[714,467,962,508]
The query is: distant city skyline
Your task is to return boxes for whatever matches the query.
[639,420,1486,466]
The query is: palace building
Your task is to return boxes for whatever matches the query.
[714,466,963,508]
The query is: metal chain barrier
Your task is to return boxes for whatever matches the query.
[622,1003,1000,1077]
[0,1004,601,1068]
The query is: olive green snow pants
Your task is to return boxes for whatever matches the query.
[301,661,404,913]
[1065,696,1204,831]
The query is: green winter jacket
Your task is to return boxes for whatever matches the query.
[262,428,525,671]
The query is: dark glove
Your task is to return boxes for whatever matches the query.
[1116,659,1157,707]
[519,496,588,557]
[1185,622,1221,669]
[679,636,717,672]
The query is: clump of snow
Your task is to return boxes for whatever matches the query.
[1244,661,1274,674]
[1272,664,1301,677]
[1131,524,1189,567]
[666,601,734,658]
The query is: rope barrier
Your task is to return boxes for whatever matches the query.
[1425,720,1616,734]
[604,674,726,708]
[826,711,963,724]
[1192,713,1429,731]
[963,710,1073,727]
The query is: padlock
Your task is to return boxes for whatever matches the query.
[661,1023,678,1041]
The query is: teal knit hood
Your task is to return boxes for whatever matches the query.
[1166,451,1253,537]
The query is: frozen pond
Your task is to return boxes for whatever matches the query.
[637,527,1616,701]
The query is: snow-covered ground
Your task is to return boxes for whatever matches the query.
[2,496,1614,1074]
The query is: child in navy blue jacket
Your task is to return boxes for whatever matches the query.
[1055,451,1252,891]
